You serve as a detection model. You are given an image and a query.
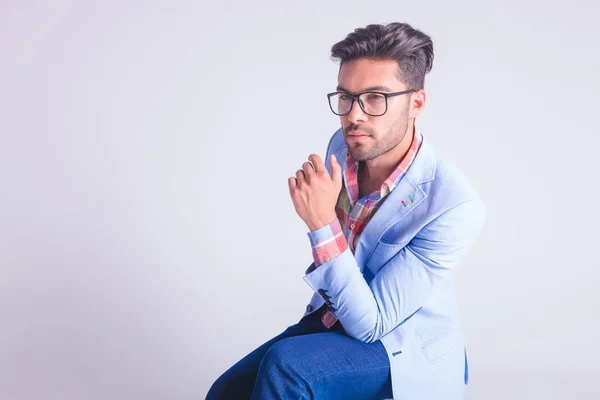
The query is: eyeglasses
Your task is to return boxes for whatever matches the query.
[327,89,416,117]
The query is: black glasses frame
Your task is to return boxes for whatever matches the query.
[327,89,416,116]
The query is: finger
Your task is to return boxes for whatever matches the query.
[295,169,306,184]
[308,154,326,173]
[330,154,342,189]
[302,161,315,177]
[288,176,297,193]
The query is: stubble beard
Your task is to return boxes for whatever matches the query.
[346,116,409,162]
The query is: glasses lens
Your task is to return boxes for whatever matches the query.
[329,93,354,115]
[359,93,387,116]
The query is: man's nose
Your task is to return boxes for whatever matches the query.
[347,98,368,124]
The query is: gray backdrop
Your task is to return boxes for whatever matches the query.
[0,0,598,399]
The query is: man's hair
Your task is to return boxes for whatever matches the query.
[331,22,434,90]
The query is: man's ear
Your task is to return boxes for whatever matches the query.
[409,89,426,119]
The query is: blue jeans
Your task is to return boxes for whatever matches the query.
[206,305,393,400]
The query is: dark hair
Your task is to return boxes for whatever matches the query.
[331,22,434,90]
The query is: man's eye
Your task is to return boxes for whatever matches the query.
[367,93,384,100]
[339,94,352,100]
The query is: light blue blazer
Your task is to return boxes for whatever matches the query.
[301,127,486,400]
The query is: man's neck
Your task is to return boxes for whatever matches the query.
[358,124,415,195]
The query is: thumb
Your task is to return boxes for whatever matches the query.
[330,154,342,190]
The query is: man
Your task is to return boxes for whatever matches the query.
[206,22,486,400]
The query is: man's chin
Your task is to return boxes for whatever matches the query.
[347,148,372,162]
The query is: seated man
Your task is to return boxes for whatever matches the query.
[206,21,486,400]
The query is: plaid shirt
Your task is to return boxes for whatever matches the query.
[307,128,423,328]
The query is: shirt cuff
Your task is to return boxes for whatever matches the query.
[307,219,348,267]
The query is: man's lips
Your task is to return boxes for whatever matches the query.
[347,132,370,140]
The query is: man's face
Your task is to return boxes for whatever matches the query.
[336,58,413,162]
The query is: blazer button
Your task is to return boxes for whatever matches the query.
[306,304,313,312]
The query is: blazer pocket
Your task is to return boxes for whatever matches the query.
[373,239,409,257]
[421,327,457,364]
[367,240,409,275]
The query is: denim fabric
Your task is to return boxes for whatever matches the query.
[206,305,392,400]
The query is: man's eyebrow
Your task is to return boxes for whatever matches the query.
[336,85,394,93]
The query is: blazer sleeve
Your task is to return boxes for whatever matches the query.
[302,198,486,343]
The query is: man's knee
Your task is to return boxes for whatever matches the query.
[258,338,305,379]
